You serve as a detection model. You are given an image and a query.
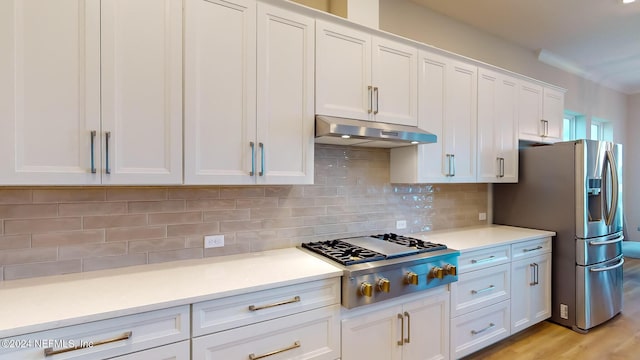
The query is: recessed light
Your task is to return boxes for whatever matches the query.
[410,141,419,144]
[341,134,351,139]
[622,0,635,4]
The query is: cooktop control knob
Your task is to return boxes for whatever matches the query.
[444,264,457,276]
[360,282,373,297]
[429,266,445,280]
[405,272,419,285]
[377,278,391,293]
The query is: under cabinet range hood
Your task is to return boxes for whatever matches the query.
[315,115,437,148]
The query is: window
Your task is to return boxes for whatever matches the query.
[590,122,602,141]
[590,118,612,141]
[563,114,576,141]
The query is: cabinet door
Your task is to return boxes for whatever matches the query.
[511,253,551,334]
[543,87,564,142]
[256,3,314,184]
[184,0,257,184]
[518,81,545,142]
[371,37,418,126]
[0,0,101,185]
[445,59,477,182]
[315,19,372,121]
[477,69,518,183]
[342,305,403,360]
[111,341,190,360]
[402,290,450,360]
[101,0,183,185]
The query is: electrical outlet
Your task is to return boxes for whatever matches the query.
[204,235,224,248]
[479,212,487,221]
[560,304,569,319]
[396,220,407,229]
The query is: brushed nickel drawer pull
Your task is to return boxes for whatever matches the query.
[471,323,495,335]
[471,285,495,295]
[523,245,543,252]
[104,131,111,175]
[471,255,495,264]
[249,340,300,360]
[248,296,301,311]
[44,331,132,356]
[90,130,97,173]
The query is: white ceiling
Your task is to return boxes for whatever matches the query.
[409,0,640,94]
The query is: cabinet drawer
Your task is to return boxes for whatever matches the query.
[451,300,510,359]
[512,237,551,260]
[0,305,189,360]
[192,278,340,337]
[451,263,510,317]
[458,245,510,273]
[111,340,190,360]
[192,305,341,360]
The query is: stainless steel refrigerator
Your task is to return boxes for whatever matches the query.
[493,139,623,333]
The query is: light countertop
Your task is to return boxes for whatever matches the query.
[411,224,555,252]
[0,248,342,338]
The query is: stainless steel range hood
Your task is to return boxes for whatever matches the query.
[315,115,437,148]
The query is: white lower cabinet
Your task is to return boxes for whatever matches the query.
[450,300,510,359]
[0,306,190,360]
[192,305,340,360]
[111,341,190,360]
[342,287,449,360]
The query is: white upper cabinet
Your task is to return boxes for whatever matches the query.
[316,19,418,126]
[519,80,564,144]
[0,0,183,185]
[477,68,518,183]
[101,0,183,185]
[391,50,477,183]
[184,0,314,185]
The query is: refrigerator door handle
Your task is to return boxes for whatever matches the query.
[588,234,624,246]
[589,257,625,272]
[604,149,619,226]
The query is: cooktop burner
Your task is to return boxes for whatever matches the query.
[301,233,447,266]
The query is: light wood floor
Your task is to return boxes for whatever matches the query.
[462,257,640,360]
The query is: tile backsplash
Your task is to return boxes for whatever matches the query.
[0,145,487,281]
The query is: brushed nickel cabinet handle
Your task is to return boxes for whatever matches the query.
[471,323,495,335]
[397,313,404,346]
[259,142,264,176]
[500,157,505,178]
[248,296,300,311]
[368,86,373,114]
[529,263,537,286]
[105,131,111,175]
[249,142,255,176]
[44,331,132,356]
[404,311,411,344]
[90,130,97,174]
[249,341,300,360]
[471,285,495,295]
[523,245,543,252]
[451,154,456,176]
[471,255,495,264]
[373,86,379,114]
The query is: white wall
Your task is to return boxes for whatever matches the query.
[627,94,640,240]
[379,0,636,238]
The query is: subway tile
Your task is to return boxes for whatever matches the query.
[313,223,350,235]
[129,237,186,253]
[186,199,236,211]
[167,222,220,237]
[289,207,327,217]
[0,189,32,204]
[33,189,105,203]
[168,188,220,200]
[204,241,250,257]
[106,226,166,242]
[220,220,263,232]
[4,260,82,280]
[58,202,127,216]
[4,217,82,235]
[277,198,316,208]
[250,208,291,220]
[203,209,249,222]
[106,188,168,201]
[128,200,185,214]
[0,247,57,265]
[236,198,278,209]
[220,187,265,199]
[148,248,203,264]
[59,242,127,260]
[261,218,305,229]
[0,235,31,250]
[82,253,148,272]
[0,267,3,281]
[149,212,202,225]
[0,204,58,219]
[264,186,304,198]
[83,214,147,229]
[32,229,105,247]
[276,227,315,238]
[302,186,339,197]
